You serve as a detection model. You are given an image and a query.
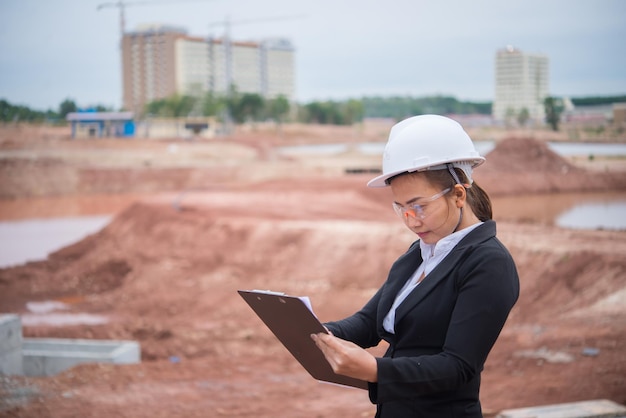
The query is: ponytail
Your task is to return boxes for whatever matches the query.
[466,181,492,221]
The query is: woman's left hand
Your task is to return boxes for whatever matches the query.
[311,332,378,382]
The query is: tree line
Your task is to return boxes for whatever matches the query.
[570,95,626,107]
[361,96,492,119]
[134,93,493,126]
[0,93,490,125]
[2,93,624,126]
[144,90,292,125]
[0,98,109,123]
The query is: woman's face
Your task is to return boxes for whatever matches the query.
[390,172,461,245]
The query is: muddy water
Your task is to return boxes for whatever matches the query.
[0,215,112,268]
[0,191,624,268]
[491,191,626,228]
[0,193,155,268]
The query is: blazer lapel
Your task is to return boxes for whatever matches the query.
[393,251,460,324]
[377,242,422,326]
[393,221,496,325]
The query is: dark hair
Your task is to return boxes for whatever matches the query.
[422,168,492,221]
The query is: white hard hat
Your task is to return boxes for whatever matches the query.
[368,114,486,188]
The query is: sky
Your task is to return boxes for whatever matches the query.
[1,0,625,111]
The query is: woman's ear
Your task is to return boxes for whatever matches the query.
[454,184,466,208]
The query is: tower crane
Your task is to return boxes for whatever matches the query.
[208,14,306,93]
[206,14,306,132]
[97,0,219,44]
[97,0,169,44]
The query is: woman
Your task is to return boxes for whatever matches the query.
[312,114,520,417]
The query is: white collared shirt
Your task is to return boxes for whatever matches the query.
[382,222,483,334]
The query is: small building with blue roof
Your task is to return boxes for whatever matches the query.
[66,111,135,138]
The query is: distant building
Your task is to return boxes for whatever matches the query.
[136,117,217,139]
[493,46,549,123]
[561,103,614,124]
[67,111,135,138]
[121,24,295,115]
[614,103,626,125]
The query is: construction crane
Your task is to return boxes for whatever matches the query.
[208,14,306,94]
[97,1,127,43]
[97,0,218,44]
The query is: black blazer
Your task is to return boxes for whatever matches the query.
[325,220,520,418]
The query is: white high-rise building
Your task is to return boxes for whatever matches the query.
[493,46,549,123]
[122,24,296,114]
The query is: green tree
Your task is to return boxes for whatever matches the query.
[58,98,77,119]
[360,95,491,119]
[544,96,562,131]
[517,108,530,127]
[235,93,264,123]
[173,95,197,117]
[267,95,290,124]
[201,92,225,117]
[145,95,198,117]
[0,99,50,122]
[222,85,241,127]
[301,101,323,123]
[504,107,516,128]
[145,98,168,116]
[571,95,626,106]
[301,101,348,125]
[342,99,364,124]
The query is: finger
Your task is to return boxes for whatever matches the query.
[311,334,335,365]
[310,333,327,349]
[316,333,343,350]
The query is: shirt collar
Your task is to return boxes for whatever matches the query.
[420,222,483,261]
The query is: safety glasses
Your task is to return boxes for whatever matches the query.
[392,187,452,221]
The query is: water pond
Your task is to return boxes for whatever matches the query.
[0,191,623,268]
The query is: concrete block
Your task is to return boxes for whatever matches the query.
[22,338,140,376]
[0,314,23,375]
[497,399,626,418]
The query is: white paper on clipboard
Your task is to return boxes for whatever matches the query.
[252,289,315,316]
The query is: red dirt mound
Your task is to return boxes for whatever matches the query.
[474,137,626,195]
[485,137,581,173]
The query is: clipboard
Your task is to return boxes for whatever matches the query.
[238,289,368,390]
